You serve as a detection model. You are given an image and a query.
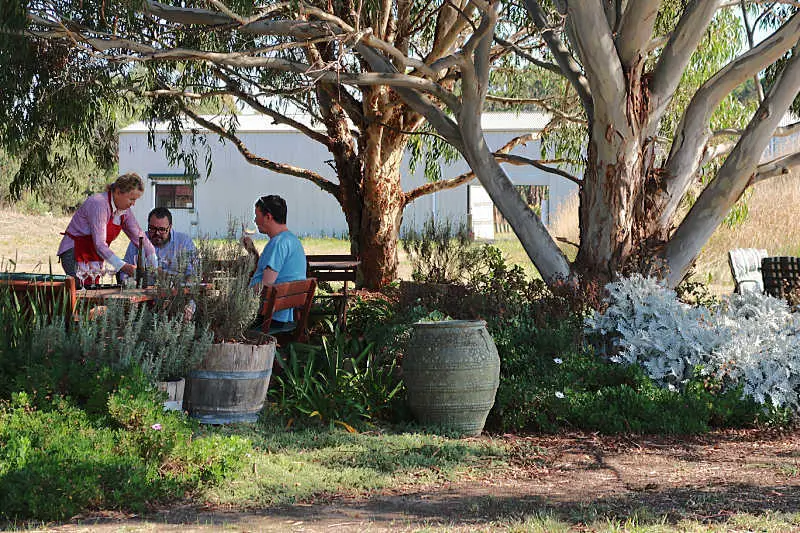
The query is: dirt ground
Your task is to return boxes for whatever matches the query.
[29,428,800,532]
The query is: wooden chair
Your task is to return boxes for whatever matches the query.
[761,256,800,302]
[305,254,359,328]
[728,248,768,294]
[256,278,317,344]
[0,273,78,324]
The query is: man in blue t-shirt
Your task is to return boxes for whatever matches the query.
[245,194,306,324]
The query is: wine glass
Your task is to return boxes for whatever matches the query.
[105,266,118,286]
[75,262,89,291]
[88,263,102,288]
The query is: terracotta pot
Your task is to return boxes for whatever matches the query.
[404,320,500,436]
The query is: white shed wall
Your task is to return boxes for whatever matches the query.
[118,116,578,240]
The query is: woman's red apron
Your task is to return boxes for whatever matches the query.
[64,191,126,263]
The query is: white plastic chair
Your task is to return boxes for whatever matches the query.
[728,248,768,294]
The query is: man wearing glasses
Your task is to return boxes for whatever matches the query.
[123,206,198,280]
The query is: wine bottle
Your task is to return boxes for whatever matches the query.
[136,236,146,288]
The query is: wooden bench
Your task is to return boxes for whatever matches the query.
[0,273,78,324]
[305,254,359,328]
[255,278,317,344]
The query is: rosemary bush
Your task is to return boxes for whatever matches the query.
[70,301,213,382]
[400,217,483,284]
[194,234,261,342]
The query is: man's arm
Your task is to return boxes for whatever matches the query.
[261,267,278,287]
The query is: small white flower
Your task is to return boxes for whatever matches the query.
[553,358,563,364]
[555,391,565,399]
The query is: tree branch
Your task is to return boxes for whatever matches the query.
[485,94,586,124]
[494,154,581,184]
[753,151,800,184]
[650,0,730,126]
[181,107,341,197]
[561,2,626,128]
[523,0,593,119]
[664,42,800,286]
[661,11,800,226]
[774,120,800,138]
[211,67,334,147]
[492,35,562,74]
[403,169,476,205]
[355,43,463,149]
[615,0,661,67]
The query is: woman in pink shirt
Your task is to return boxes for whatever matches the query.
[57,173,156,284]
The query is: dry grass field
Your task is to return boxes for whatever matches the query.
[547,172,800,293]
[2,173,799,288]
[0,209,128,273]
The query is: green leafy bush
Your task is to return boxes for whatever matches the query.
[485,271,763,434]
[400,217,483,284]
[0,378,250,523]
[271,324,403,428]
[490,348,764,434]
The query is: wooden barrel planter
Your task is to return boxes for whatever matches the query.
[404,320,500,436]
[185,337,276,424]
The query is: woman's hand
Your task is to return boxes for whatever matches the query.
[120,263,136,277]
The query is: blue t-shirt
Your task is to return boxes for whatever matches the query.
[249,230,306,322]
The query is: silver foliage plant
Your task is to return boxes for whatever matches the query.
[586,274,800,411]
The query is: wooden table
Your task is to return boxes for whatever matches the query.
[77,287,157,305]
[306,255,360,327]
[307,259,361,277]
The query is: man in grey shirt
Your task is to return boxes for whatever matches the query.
[123,207,197,280]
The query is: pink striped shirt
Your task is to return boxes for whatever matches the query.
[57,192,156,268]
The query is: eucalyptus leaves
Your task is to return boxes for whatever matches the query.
[586,275,800,412]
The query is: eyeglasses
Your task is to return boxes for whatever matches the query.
[148,225,171,234]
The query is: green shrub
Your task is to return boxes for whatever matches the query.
[0,377,250,523]
[489,346,765,434]
[400,217,483,284]
[271,325,403,428]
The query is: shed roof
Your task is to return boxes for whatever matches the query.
[119,111,552,134]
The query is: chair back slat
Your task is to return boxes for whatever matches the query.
[258,278,317,343]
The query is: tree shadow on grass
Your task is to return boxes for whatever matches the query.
[133,482,800,530]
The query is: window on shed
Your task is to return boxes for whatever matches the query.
[155,183,194,209]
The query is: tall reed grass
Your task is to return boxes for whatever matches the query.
[695,172,800,290]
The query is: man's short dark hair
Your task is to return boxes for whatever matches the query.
[255,195,287,224]
[149,206,173,225]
